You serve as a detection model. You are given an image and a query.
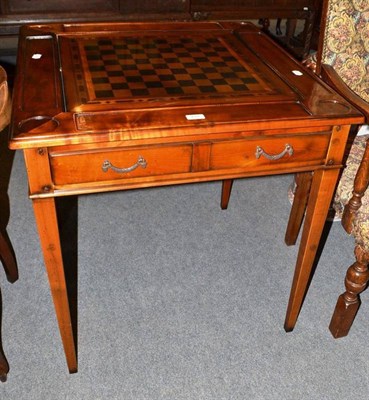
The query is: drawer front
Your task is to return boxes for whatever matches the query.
[210,134,331,172]
[50,144,192,185]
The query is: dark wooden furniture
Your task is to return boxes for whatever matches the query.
[191,0,318,57]
[0,0,190,37]
[0,65,18,382]
[0,0,318,58]
[9,21,363,373]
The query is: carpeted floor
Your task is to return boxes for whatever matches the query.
[1,145,368,399]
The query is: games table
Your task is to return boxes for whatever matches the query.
[9,21,363,373]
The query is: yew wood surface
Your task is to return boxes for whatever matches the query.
[9,21,364,373]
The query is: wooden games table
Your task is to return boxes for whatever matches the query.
[9,21,363,373]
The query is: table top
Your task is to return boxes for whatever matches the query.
[10,21,363,149]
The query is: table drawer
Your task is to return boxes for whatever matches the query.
[210,133,331,171]
[50,144,193,185]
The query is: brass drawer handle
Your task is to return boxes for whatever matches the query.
[102,156,147,173]
[255,144,294,160]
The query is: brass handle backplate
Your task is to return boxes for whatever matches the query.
[102,156,147,173]
[255,144,294,160]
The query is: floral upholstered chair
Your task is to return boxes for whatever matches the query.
[323,0,369,337]
[289,0,369,337]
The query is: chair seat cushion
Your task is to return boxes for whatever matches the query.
[333,134,369,251]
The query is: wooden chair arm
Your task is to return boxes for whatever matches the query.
[308,64,369,233]
[320,65,369,233]
[321,64,369,122]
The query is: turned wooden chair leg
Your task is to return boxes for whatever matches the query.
[341,138,369,234]
[0,287,9,382]
[285,172,312,246]
[329,245,369,338]
[0,231,18,382]
[286,19,298,44]
[0,230,18,283]
[0,352,9,382]
[330,138,369,338]
[260,18,270,32]
[221,179,234,210]
[276,18,282,35]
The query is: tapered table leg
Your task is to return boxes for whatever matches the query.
[284,168,340,331]
[221,179,234,210]
[0,230,18,283]
[32,197,77,373]
[285,172,312,246]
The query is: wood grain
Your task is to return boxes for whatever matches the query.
[9,21,363,372]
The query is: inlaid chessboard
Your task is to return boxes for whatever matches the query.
[69,35,275,103]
